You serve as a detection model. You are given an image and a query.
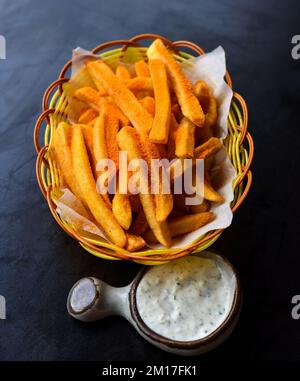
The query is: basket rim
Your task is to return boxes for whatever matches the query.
[33,34,254,262]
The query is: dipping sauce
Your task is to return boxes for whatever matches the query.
[136,255,236,341]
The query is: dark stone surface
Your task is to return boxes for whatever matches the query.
[0,0,300,361]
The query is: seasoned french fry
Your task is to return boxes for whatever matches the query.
[71,125,127,247]
[93,111,114,207]
[204,179,224,203]
[148,59,171,144]
[78,124,94,159]
[74,86,102,106]
[116,64,131,80]
[78,108,98,124]
[145,212,215,242]
[168,137,223,182]
[175,117,196,158]
[167,112,179,159]
[139,96,156,117]
[87,60,153,134]
[193,80,218,129]
[194,137,222,159]
[126,233,146,252]
[88,117,97,126]
[112,192,132,230]
[135,60,150,77]
[147,39,205,127]
[117,127,172,247]
[190,200,210,214]
[131,210,149,235]
[125,77,153,92]
[52,122,83,201]
[140,133,173,222]
[99,98,129,127]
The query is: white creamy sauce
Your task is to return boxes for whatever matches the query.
[136,256,235,341]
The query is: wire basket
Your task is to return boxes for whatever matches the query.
[34,34,254,265]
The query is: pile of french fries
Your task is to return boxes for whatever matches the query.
[51,39,225,252]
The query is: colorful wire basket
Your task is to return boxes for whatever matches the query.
[34,34,254,265]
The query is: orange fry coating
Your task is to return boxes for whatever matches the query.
[87,60,153,134]
[147,39,205,127]
[145,212,215,241]
[116,64,131,80]
[135,60,150,77]
[139,133,173,222]
[139,96,155,117]
[124,77,153,92]
[175,117,196,158]
[126,233,146,252]
[194,137,222,159]
[71,125,127,247]
[166,113,179,159]
[78,108,99,124]
[117,127,171,247]
[148,59,171,144]
[74,86,102,106]
[52,122,83,200]
[112,192,132,230]
[193,80,218,129]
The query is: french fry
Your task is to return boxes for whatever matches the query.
[126,233,146,252]
[148,59,171,144]
[71,125,127,247]
[74,86,129,126]
[190,200,210,214]
[87,60,153,134]
[139,96,156,117]
[88,117,97,126]
[52,122,83,201]
[167,112,179,159]
[194,137,222,159]
[168,137,223,182]
[117,127,172,247]
[112,192,132,230]
[116,64,131,80]
[78,108,98,124]
[74,86,102,106]
[147,39,205,127]
[124,77,153,92]
[93,111,115,207]
[175,117,196,158]
[140,134,173,222]
[204,177,224,203]
[145,212,215,242]
[193,80,218,129]
[99,98,129,126]
[78,124,94,160]
[135,60,150,77]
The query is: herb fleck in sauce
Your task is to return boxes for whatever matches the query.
[136,256,235,341]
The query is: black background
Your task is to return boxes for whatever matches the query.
[0,0,300,362]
